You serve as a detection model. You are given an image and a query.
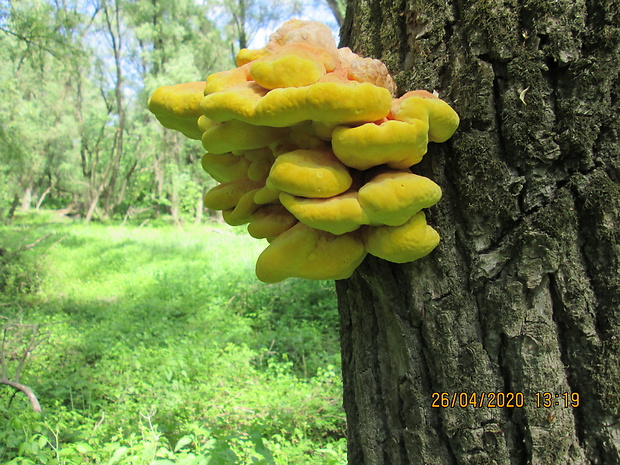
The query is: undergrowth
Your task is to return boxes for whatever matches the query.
[0,211,346,464]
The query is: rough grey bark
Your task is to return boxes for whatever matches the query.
[337,0,620,464]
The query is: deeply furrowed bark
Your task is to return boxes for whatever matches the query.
[337,0,620,463]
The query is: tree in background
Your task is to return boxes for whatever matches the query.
[0,0,227,222]
[0,0,341,223]
[89,0,226,224]
[322,0,344,26]
[221,0,301,57]
[337,0,619,463]
[0,0,91,218]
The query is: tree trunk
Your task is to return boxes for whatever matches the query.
[35,184,53,210]
[84,191,101,224]
[337,0,620,464]
[153,150,165,216]
[5,194,21,223]
[170,171,181,225]
[20,185,32,212]
[326,0,344,27]
[195,193,204,225]
[101,0,125,217]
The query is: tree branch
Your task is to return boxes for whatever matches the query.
[0,378,42,413]
[0,26,62,60]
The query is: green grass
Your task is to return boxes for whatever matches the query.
[0,211,345,464]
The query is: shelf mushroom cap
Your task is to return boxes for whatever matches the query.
[224,187,263,225]
[201,119,285,155]
[247,205,298,239]
[249,43,338,90]
[253,185,281,204]
[204,66,252,95]
[147,81,205,140]
[391,90,460,143]
[200,153,250,183]
[337,47,397,96]
[201,81,392,128]
[266,149,352,198]
[264,19,338,54]
[280,191,370,235]
[203,178,263,211]
[332,119,430,170]
[358,170,442,226]
[255,222,367,283]
[362,211,440,263]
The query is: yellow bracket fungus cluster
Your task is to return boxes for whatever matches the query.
[148,19,459,283]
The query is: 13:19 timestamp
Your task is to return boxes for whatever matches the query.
[535,392,580,408]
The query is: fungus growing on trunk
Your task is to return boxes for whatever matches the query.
[148,19,459,283]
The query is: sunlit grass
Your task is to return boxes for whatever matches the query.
[0,212,345,464]
[38,222,261,300]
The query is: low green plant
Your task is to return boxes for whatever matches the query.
[0,212,347,464]
[0,248,41,295]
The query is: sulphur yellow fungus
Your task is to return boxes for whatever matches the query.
[148,19,459,283]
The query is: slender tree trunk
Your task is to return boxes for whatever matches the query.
[153,153,165,217]
[195,193,204,225]
[84,190,102,224]
[20,185,32,212]
[6,194,21,222]
[101,0,125,216]
[35,184,53,210]
[326,0,344,26]
[337,0,620,464]
[170,172,181,225]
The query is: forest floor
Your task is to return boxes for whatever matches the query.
[0,211,346,465]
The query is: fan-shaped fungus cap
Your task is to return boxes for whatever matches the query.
[362,211,440,263]
[247,205,297,239]
[147,81,205,140]
[358,170,442,226]
[249,43,337,90]
[203,178,263,211]
[255,223,367,283]
[280,191,369,235]
[332,120,429,170]
[200,81,269,123]
[201,153,251,183]
[224,187,263,225]
[266,149,352,198]
[241,148,276,182]
[236,48,272,67]
[201,81,392,127]
[251,53,325,89]
[204,66,251,95]
[236,19,338,68]
[201,119,285,154]
[391,90,459,143]
[253,185,281,205]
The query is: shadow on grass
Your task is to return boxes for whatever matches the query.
[1,218,346,461]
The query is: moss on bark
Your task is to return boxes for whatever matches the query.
[337,0,620,463]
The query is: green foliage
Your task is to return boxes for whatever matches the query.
[0,0,228,222]
[220,0,302,52]
[0,213,346,464]
[0,248,41,295]
[0,0,340,224]
[231,280,340,379]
